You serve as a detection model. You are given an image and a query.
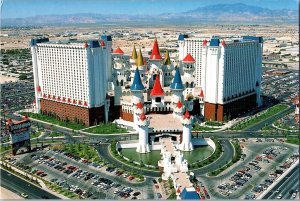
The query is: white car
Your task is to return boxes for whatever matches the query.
[277,194,282,199]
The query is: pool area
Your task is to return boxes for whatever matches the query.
[119,145,213,166]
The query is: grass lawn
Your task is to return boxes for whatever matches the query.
[84,123,127,134]
[231,104,289,130]
[205,121,224,127]
[20,112,86,130]
[30,131,41,139]
[48,132,64,137]
[286,137,299,145]
[193,124,219,131]
[0,146,11,153]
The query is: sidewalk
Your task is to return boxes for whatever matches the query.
[0,186,24,199]
[0,161,69,199]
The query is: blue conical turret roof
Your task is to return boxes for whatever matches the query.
[130,68,145,91]
[170,67,184,90]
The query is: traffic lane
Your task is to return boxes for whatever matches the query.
[193,139,234,176]
[262,165,298,199]
[281,168,299,199]
[269,167,299,199]
[0,168,60,199]
[283,177,299,199]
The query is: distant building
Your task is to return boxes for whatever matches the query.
[30,38,111,126]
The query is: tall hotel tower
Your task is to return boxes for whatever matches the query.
[30,38,111,126]
[179,35,263,122]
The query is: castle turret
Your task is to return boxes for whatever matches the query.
[130,68,145,126]
[173,100,184,118]
[170,67,185,115]
[199,88,205,117]
[136,48,147,83]
[136,112,150,153]
[179,110,194,151]
[130,45,138,83]
[182,53,196,98]
[162,50,174,87]
[149,38,164,88]
[150,75,165,108]
[112,47,125,105]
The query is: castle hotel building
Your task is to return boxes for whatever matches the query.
[31,37,112,126]
[31,34,263,125]
[179,35,263,121]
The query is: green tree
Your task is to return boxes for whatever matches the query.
[19,73,27,80]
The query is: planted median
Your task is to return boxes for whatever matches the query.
[231,104,289,130]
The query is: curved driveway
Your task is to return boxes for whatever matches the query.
[192,139,234,175]
[96,144,161,177]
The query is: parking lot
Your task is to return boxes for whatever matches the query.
[261,68,298,105]
[201,139,298,199]
[8,147,152,199]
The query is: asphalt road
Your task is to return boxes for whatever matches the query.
[262,165,299,199]
[193,139,234,175]
[0,168,60,199]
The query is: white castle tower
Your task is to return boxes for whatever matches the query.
[136,48,147,84]
[182,53,196,99]
[170,67,185,116]
[130,68,145,126]
[112,47,125,105]
[130,45,138,84]
[173,100,184,118]
[136,112,150,153]
[199,88,205,117]
[150,75,165,108]
[148,38,164,88]
[179,110,194,151]
[162,50,174,87]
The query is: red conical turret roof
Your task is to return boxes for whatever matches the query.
[113,47,124,54]
[139,112,146,121]
[176,187,181,193]
[199,89,204,98]
[183,53,195,63]
[136,102,143,109]
[177,100,183,108]
[149,38,162,60]
[183,110,191,119]
[150,76,165,96]
[203,39,207,46]
[221,40,226,47]
[100,40,106,47]
[84,42,89,48]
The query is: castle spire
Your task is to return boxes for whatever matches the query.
[149,38,162,60]
[131,45,137,59]
[136,48,144,67]
[163,50,171,65]
[170,67,184,90]
[130,68,145,91]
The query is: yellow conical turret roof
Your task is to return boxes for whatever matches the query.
[131,45,137,60]
[163,50,171,65]
[136,48,144,67]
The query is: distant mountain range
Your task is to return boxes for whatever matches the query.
[2,3,298,27]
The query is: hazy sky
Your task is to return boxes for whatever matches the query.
[1,0,299,19]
